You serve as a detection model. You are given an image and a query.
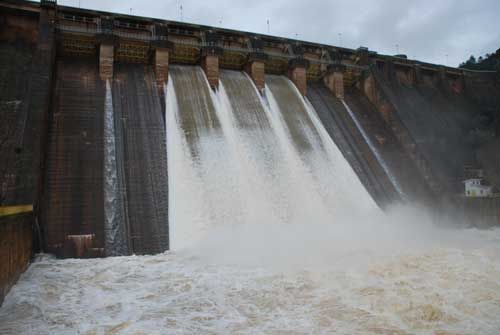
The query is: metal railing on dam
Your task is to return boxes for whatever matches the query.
[56,23,368,70]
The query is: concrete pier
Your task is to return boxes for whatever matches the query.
[201,31,222,89]
[246,52,267,92]
[152,25,173,86]
[98,18,116,81]
[288,58,309,96]
[324,64,345,99]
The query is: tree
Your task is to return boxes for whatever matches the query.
[459,50,500,71]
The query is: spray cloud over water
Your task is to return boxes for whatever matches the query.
[164,67,492,271]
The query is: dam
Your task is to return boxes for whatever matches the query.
[1,0,500,333]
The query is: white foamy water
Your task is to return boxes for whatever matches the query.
[1,223,500,334]
[2,69,500,334]
[103,79,127,256]
[167,67,378,250]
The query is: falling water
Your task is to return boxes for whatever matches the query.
[165,66,231,249]
[166,67,378,249]
[341,99,406,199]
[265,75,378,216]
[103,79,127,256]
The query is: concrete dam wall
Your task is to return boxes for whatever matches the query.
[112,64,169,255]
[42,58,170,257]
[42,58,106,256]
[1,0,499,260]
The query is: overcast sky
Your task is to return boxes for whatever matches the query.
[56,0,500,67]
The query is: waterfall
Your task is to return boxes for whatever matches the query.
[264,75,378,216]
[341,100,406,199]
[166,67,380,249]
[103,79,128,256]
[165,67,226,249]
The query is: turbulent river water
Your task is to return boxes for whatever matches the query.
[1,68,500,334]
[1,223,500,334]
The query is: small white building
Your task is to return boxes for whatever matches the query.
[464,178,493,197]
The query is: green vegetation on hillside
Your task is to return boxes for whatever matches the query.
[459,49,500,71]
